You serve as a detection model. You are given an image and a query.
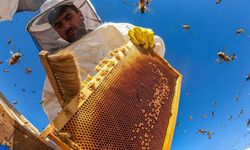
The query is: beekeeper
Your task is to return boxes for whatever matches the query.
[27,0,166,121]
[0,0,45,22]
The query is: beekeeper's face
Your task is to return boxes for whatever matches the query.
[50,6,86,43]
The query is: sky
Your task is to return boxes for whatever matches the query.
[0,0,250,150]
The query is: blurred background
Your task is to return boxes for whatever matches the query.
[0,0,250,149]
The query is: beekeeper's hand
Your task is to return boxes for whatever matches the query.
[128,26,155,49]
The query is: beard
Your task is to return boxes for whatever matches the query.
[66,22,87,43]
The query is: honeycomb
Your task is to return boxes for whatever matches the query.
[54,43,180,150]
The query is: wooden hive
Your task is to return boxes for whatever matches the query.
[39,41,182,150]
[0,92,54,150]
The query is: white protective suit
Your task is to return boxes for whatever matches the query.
[0,0,45,22]
[27,0,166,121]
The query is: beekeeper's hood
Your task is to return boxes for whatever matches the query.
[27,0,102,51]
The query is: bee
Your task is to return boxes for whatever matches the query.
[2,69,9,73]
[123,0,128,5]
[0,60,3,64]
[182,24,190,30]
[217,51,236,64]
[40,100,44,104]
[7,39,12,45]
[212,111,216,117]
[247,119,250,127]
[228,115,233,121]
[238,109,243,117]
[136,0,150,14]
[215,0,222,4]
[25,68,32,74]
[188,116,193,120]
[245,74,250,81]
[207,132,214,139]
[58,132,72,140]
[197,129,207,135]
[9,52,22,65]
[13,100,18,105]
[202,114,208,119]
[236,28,244,35]
[212,101,217,107]
[235,92,240,101]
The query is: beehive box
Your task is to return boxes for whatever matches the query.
[40,41,182,150]
[0,93,54,150]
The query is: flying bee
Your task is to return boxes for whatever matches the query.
[188,116,193,120]
[202,114,208,119]
[228,115,233,121]
[245,74,250,81]
[207,132,214,139]
[12,100,18,105]
[238,109,243,117]
[123,0,128,5]
[234,92,241,101]
[212,111,216,117]
[25,68,32,74]
[247,119,250,127]
[215,0,222,4]
[2,69,9,73]
[7,39,12,45]
[197,129,207,135]
[0,60,3,64]
[136,0,150,14]
[9,52,22,65]
[236,28,244,35]
[182,24,190,30]
[212,101,217,107]
[217,51,236,64]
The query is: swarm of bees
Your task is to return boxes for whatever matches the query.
[136,0,150,14]
[182,25,190,30]
[215,0,222,4]
[217,51,236,64]
[236,28,244,35]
